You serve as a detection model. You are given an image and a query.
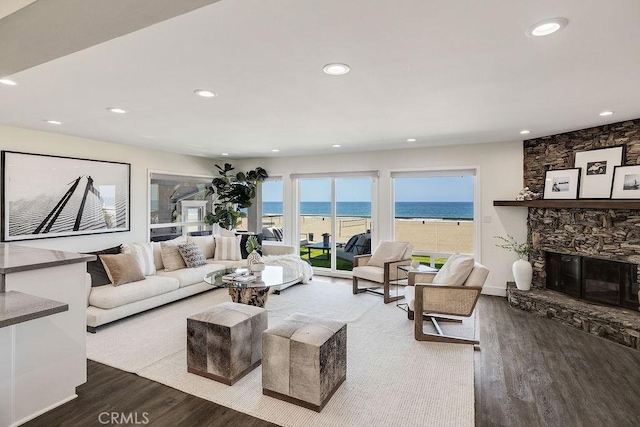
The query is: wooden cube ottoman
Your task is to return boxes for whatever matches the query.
[262,313,347,412]
[187,301,267,385]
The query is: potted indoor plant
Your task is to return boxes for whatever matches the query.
[204,163,268,230]
[495,235,533,290]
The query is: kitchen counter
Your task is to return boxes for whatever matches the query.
[0,244,94,427]
[0,291,68,329]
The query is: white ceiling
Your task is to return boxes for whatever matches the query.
[0,0,36,20]
[1,0,639,159]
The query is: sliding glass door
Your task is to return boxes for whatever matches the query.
[336,178,372,271]
[297,176,374,273]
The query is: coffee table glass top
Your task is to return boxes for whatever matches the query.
[398,264,438,274]
[204,265,301,289]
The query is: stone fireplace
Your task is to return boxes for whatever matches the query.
[503,118,640,350]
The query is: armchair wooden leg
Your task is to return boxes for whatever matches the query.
[414,286,478,345]
[352,277,366,294]
[414,332,479,345]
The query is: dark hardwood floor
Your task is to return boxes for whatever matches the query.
[23,360,276,427]
[475,295,640,427]
[24,293,640,427]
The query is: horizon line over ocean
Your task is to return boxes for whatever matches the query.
[263,201,473,220]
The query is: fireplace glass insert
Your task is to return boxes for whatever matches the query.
[546,252,639,309]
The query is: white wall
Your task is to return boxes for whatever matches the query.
[0,125,216,252]
[239,141,528,296]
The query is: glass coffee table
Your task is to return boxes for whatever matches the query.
[204,265,302,308]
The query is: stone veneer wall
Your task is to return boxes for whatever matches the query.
[507,284,640,350]
[523,119,640,289]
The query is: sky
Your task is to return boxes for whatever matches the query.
[263,176,474,202]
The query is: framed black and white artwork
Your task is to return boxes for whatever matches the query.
[574,145,625,198]
[543,168,581,200]
[611,165,640,199]
[1,151,130,241]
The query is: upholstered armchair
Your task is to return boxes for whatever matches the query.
[404,255,489,345]
[352,241,413,303]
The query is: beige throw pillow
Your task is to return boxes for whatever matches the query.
[160,237,188,272]
[367,241,410,268]
[433,254,475,286]
[99,253,145,286]
[213,235,242,261]
[186,235,215,259]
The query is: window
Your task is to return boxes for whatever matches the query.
[149,172,213,241]
[261,178,284,241]
[392,171,475,268]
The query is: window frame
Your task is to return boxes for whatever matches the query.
[147,170,214,241]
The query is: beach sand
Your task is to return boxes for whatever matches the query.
[258,216,474,254]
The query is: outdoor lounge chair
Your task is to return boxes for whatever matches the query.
[262,227,309,247]
[336,231,371,262]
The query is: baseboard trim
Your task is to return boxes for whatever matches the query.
[482,285,506,297]
[11,393,78,427]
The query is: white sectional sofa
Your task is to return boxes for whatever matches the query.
[86,241,297,332]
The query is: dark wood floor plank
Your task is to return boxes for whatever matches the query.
[476,295,640,427]
[23,360,277,427]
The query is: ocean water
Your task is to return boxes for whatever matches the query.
[263,201,473,220]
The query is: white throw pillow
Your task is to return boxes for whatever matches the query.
[218,228,237,238]
[433,254,475,286]
[367,241,410,268]
[152,242,164,270]
[187,235,215,259]
[213,235,242,261]
[121,242,156,276]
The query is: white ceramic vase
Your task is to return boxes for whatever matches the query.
[512,259,533,291]
[247,250,262,268]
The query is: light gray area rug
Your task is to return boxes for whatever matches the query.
[87,279,475,427]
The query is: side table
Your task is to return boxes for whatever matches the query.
[395,264,438,311]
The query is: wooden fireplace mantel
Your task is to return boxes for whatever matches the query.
[493,199,640,210]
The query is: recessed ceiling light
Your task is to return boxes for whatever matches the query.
[221,153,229,156]
[323,63,350,76]
[526,18,568,37]
[271,149,280,153]
[107,107,127,114]
[332,144,341,148]
[45,120,62,125]
[194,89,217,98]
[0,79,17,86]
[599,111,614,116]
[407,138,417,142]
[520,130,531,135]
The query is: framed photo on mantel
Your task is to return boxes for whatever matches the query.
[543,168,581,200]
[611,165,640,199]
[574,145,625,198]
